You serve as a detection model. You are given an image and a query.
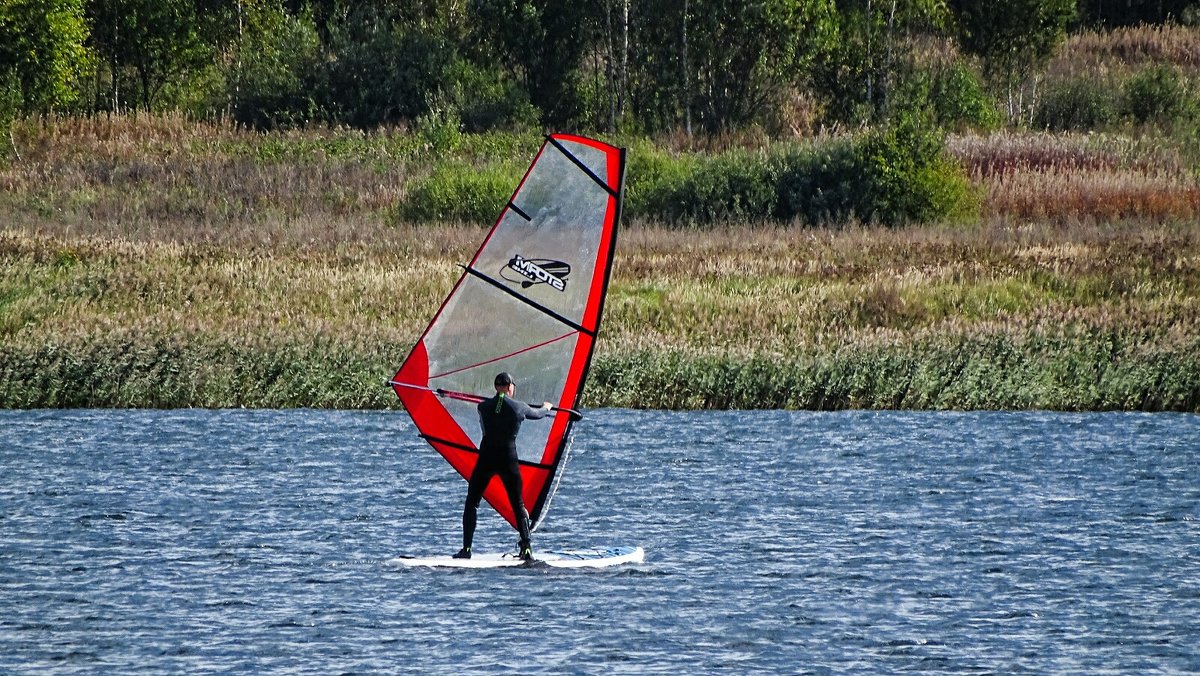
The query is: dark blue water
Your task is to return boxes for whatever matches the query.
[2,409,1198,673]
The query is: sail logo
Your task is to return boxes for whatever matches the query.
[502,255,570,292]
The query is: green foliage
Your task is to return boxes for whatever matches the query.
[950,0,1075,86]
[1075,0,1200,27]
[923,61,1003,131]
[1122,65,1195,127]
[679,0,839,132]
[587,328,1200,411]
[1034,77,1118,131]
[655,150,780,224]
[854,111,977,225]
[87,0,211,110]
[469,0,596,126]
[394,162,520,223]
[230,5,326,130]
[0,335,408,408]
[0,0,91,112]
[773,139,867,224]
[626,145,791,224]
[811,0,952,126]
[442,60,539,133]
[622,0,839,132]
[627,116,976,227]
[4,321,1195,411]
[414,103,464,155]
[323,7,459,129]
[623,145,700,220]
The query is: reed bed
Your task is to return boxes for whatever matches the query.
[3,218,1197,410]
[948,131,1200,222]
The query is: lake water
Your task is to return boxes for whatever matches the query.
[2,409,1199,673]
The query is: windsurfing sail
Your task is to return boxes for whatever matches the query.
[391,133,626,531]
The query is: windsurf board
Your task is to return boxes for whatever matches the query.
[390,546,644,569]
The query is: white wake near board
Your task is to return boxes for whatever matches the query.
[390,546,644,569]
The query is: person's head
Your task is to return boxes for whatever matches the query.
[494,372,515,395]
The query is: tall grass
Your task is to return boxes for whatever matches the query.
[4,217,1197,410]
[949,131,1200,222]
[1048,24,1200,79]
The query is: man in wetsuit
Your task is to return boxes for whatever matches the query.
[454,372,552,562]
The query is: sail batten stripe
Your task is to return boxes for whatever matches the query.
[548,136,618,198]
[508,201,532,221]
[462,265,593,336]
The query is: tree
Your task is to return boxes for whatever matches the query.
[813,0,951,125]
[86,0,212,111]
[0,0,92,112]
[688,0,838,131]
[625,0,838,133]
[323,4,465,128]
[468,0,599,126]
[228,2,326,129]
[949,0,1075,122]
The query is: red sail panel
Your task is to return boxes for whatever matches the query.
[392,134,625,530]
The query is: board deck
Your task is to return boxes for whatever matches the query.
[389,546,644,569]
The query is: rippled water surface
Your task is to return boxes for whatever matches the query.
[3,409,1199,673]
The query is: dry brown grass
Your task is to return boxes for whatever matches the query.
[1048,24,1200,79]
[948,131,1200,222]
[603,219,1200,356]
[2,113,422,250]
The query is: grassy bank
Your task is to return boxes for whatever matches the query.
[2,112,1199,410]
[3,216,1197,411]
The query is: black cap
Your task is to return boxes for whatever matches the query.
[494,372,514,387]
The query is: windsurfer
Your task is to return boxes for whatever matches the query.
[454,372,552,562]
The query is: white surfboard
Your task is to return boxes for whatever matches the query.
[389,546,644,569]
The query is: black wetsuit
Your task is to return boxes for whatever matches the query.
[462,393,550,552]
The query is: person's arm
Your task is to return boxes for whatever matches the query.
[518,399,553,420]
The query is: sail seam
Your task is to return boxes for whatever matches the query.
[430,332,578,381]
[462,265,594,336]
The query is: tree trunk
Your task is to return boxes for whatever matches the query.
[605,0,615,131]
[620,0,629,121]
[683,0,691,136]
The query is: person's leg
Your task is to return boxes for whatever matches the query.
[499,460,532,558]
[457,461,494,557]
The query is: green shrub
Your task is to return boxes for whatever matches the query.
[623,145,698,222]
[414,103,463,155]
[628,116,975,227]
[1123,65,1194,126]
[444,60,539,133]
[1033,77,1118,131]
[853,112,978,226]
[395,162,519,222]
[626,146,781,225]
[925,62,1003,131]
[773,139,866,225]
[673,150,779,224]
